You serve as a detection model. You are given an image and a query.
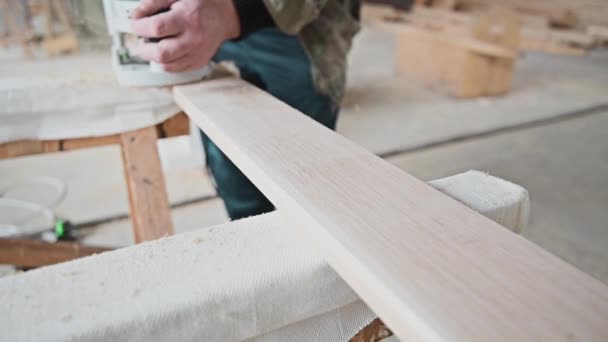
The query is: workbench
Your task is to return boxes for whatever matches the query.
[0,54,187,266]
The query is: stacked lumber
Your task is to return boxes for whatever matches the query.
[415,0,608,52]
[368,6,521,98]
[0,0,79,57]
[454,0,608,28]
[41,0,79,55]
[365,2,607,56]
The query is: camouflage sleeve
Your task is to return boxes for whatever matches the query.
[262,0,330,35]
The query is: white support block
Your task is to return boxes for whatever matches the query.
[429,170,530,234]
[1,172,530,342]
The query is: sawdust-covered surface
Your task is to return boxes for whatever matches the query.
[0,49,178,143]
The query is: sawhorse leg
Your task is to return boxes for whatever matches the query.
[350,318,392,342]
[120,126,175,243]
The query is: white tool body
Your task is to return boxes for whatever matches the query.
[102,0,210,87]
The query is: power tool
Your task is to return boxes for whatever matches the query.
[101,0,211,87]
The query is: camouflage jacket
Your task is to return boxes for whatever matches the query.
[263,0,361,107]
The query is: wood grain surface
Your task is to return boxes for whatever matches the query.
[175,78,608,342]
[120,126,174,243]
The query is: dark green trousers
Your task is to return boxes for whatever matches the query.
[203,28,338,220]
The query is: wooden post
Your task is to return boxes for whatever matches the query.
[120,126,175,243]
[470,7,521,95]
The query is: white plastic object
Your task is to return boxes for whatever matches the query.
[103,0,211,87]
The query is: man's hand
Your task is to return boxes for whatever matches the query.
[131,0,240,72]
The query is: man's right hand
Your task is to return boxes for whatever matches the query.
[131,0,241,73]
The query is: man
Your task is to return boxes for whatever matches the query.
[131,0,360,220]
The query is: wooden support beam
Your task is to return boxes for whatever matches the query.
[175,78,608,342]
[120,126,174,243]
[0,238,111,268]
[0,113,189,160]
[0,140,60,159]
[387,6,594,55]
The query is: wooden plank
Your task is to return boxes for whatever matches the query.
[0,238,111,268]
[520,39,588,56]
[175,78,608,342]
[120,126,174,243]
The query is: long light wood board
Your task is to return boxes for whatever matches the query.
[174,78,608,342]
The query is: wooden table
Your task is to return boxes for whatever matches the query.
[0,112,189,268]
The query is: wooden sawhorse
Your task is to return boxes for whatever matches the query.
[0,113,189,267]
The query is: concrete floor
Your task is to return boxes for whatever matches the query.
[1,26,607,285]
[389,110,608,283]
